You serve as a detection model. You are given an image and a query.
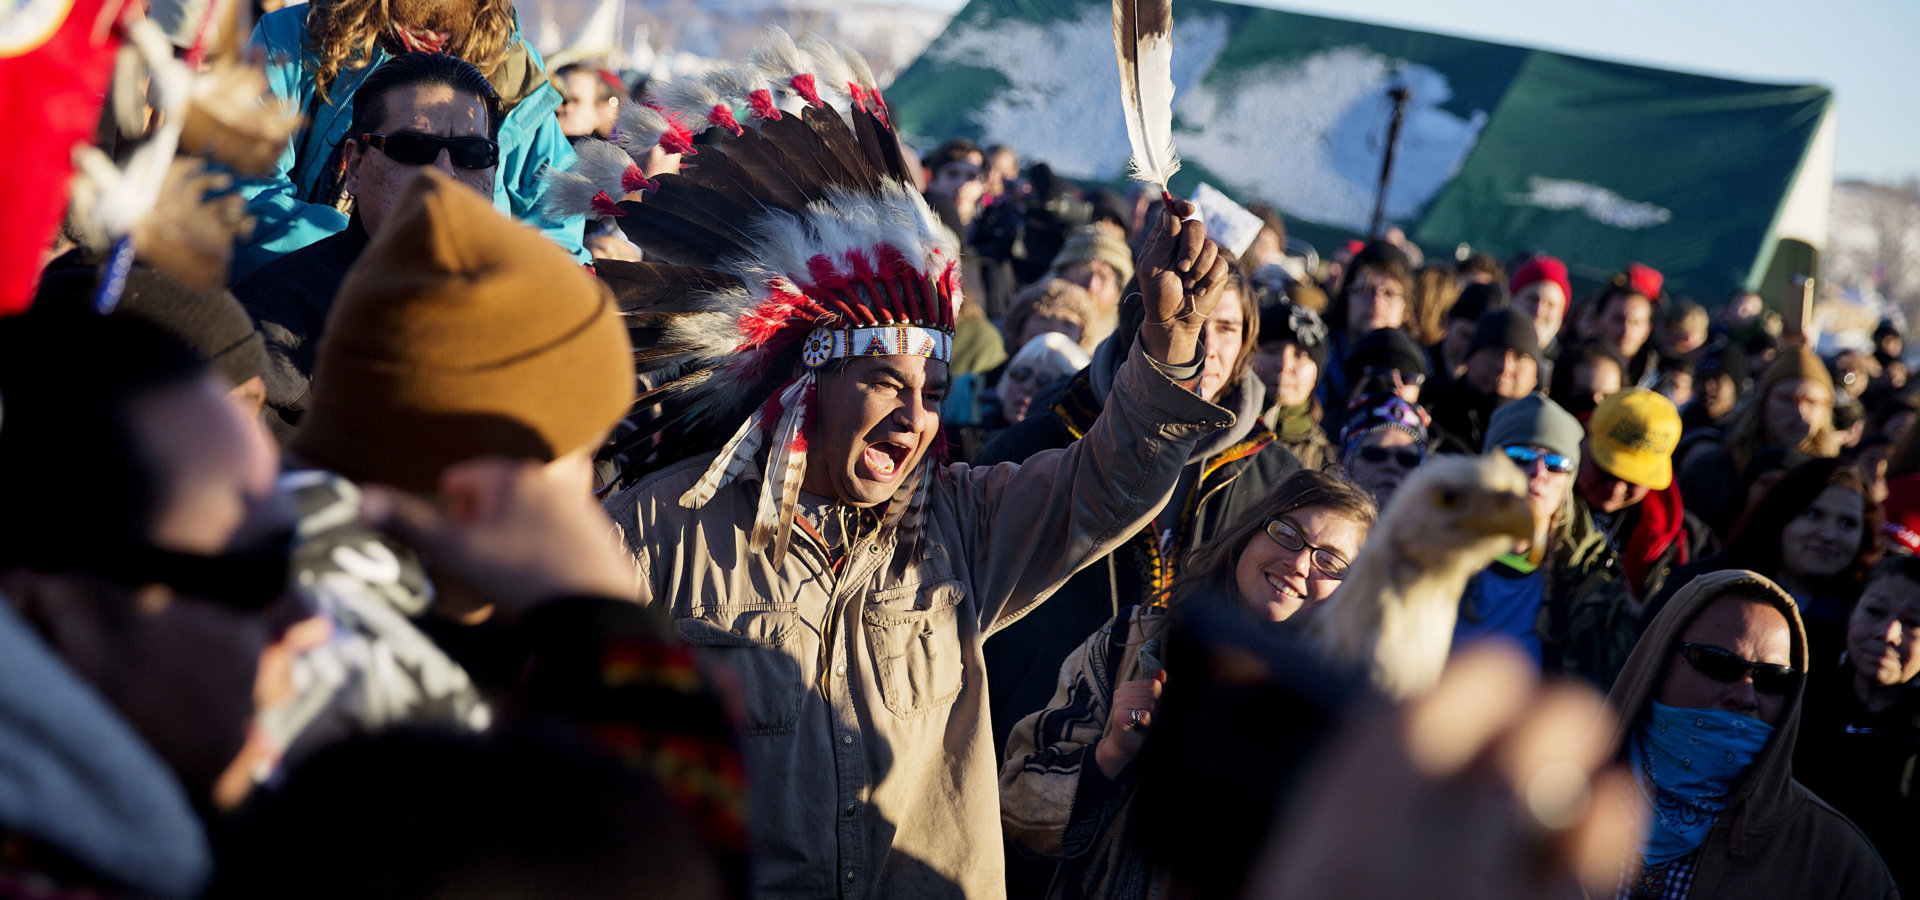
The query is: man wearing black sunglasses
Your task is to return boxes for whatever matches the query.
[1599,570,1893,899]
[237,53,502,440]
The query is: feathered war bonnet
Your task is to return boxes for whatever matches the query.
[541,29,961,565]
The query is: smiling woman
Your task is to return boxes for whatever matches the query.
[1649,458,1883,671]
[1000,470,1375,899]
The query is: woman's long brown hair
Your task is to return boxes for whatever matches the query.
[305,0,515,102]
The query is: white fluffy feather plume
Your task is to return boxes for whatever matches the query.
[1307,455,1535,700]
[1112,0,1181,190]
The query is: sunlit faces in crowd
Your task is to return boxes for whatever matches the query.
[1345,427,1422,508]
[1764,378,1832,449]
[1596,288,1654,362]
[1513,279,1566,352]
[802,355,948,507]
[1253,340,1317,409]
[1344,264,1409,336]
[1658,592,1797,726]
[1466,346,1537,399]
[1848,563,1920,695]
[1234,505,1368,623]
[1778,485,1867,586]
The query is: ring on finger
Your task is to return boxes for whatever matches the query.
[1127,707,1147,730]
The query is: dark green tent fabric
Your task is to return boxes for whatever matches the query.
[888,0,1830,301]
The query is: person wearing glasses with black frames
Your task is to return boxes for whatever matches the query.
[999,470,1377,900]
[1599,570,1894,899]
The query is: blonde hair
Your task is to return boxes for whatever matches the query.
[1408,264,1461,346]
[305,0,516,102]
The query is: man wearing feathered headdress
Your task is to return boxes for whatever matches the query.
[230,0,586,277]
[562,32,1235,897]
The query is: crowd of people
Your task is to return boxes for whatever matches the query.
[3,3,1918,899]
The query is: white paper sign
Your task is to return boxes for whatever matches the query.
[1189,182,1266,259]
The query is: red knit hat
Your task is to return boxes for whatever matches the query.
[1624,262,1664,300]
[1884,474,1920,553]
[1510,256,1571,313]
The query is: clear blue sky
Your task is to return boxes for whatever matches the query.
[892,0,1920,184]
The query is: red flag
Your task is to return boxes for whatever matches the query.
[0,0,124,315]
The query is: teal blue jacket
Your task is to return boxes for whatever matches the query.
[233,8,585,277]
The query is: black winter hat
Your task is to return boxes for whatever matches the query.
[1449,281,1510,324]
[1256,299,1329,367]
[1344,327,1429,386]
[1467,308,1540,364]
[34,263,268,389]
[1695,340,1750,394]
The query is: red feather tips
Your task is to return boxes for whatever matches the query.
[619,165,654,194]
[707,104,745,137]
[747,89,782,120]
[789,74,823,107]
[654,107,699,156]
[847,83,871,114]
[590,191,624,218]
[734,288,824,352]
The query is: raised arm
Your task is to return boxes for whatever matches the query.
[957,200,1233,631]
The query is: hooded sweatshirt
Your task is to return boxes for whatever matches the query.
[1601,570,1894,900]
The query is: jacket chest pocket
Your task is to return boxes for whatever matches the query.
[675,608,805,736]
[864,579,969,719]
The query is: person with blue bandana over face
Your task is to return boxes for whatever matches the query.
[1601,569,1895,899]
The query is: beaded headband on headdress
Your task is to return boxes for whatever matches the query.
[541,29,957,564]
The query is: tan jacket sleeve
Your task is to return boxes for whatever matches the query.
[953,338,1227,634]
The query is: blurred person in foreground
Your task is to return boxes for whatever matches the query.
[1000,470,1376,900]
[0,311,279,897]
[1601,570,1893,899]
[1796,555,1920,897]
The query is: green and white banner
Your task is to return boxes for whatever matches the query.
[888,0,1833,301]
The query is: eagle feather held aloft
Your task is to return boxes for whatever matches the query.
[1112,0,1181,192]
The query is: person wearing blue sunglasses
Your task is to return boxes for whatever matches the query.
[1453,393,1598,666]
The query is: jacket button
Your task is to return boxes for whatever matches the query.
[844,803,858,816]
[845,870,857,883]
[842,734,854,745]
[871,543,883,553]
[835,664,847,676]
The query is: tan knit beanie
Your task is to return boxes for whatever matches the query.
[1759,346,1833,397]
[1050,225,1135,287]
[291,171,634,495]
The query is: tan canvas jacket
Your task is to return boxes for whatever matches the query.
[604,340,1226,899]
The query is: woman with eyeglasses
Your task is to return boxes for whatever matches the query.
[1453,394,1622,676]
[1650,458,1883,671]
[999,470,1376,900]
